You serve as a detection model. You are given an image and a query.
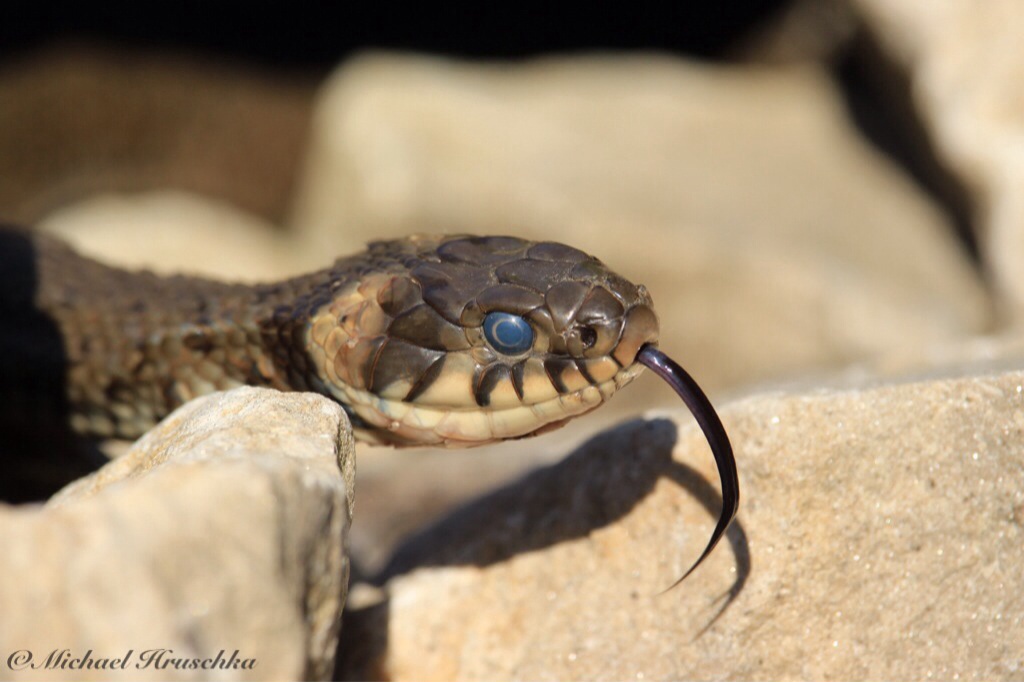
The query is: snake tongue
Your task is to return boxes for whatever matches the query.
[635,343,739,591]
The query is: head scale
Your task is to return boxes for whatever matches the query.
[305,235,658,446]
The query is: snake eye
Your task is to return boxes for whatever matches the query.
[483,312,534,355]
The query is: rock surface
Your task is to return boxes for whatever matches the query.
[339,369,1024,681]
[851,0,1024,314]
[39,190,319,282]
[0,387,354,681]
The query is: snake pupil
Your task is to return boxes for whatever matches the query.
[482,312,534,356]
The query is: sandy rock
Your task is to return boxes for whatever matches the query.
[39,190,321,282]
[290,53,991,398]
[852,0,1024,314]
[338,370,1024,681]
[0,387,354,681]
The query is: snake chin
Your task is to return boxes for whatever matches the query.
[334,361,646,447]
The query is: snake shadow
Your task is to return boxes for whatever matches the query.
[0,226,107,502]
[334,417,751,680]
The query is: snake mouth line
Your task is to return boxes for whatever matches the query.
[329,361,646,446]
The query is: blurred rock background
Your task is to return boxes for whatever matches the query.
[2,1,1022,679]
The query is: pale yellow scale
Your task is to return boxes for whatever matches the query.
[302,272,647,446]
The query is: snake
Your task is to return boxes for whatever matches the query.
[0,226,738,584]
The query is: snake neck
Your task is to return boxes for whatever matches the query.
[1,229,332,439]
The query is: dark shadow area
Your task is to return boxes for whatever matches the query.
[376,418,749,584]
[335,418,751,679]
[834,28,981,265]
[0,1,789,68]
[0,226,106,502]
[334,597,391,682]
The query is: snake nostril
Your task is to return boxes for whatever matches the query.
[579,326,597,349]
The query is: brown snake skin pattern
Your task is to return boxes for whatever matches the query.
[0,228,659,447]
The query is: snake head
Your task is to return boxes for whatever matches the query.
[306,235,658,446]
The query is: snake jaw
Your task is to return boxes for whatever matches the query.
[322,359,648,447]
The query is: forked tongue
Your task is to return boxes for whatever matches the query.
[636,344,739,591]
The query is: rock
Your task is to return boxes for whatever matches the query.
[0,43,314,225]
[851,1,1024,314]
[338,369,1024,680]
[0,387,354,681]
[349,438,579,573]
[39,190,320,282]
[290,53,991,398]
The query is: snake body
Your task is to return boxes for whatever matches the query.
[1,228,658,447]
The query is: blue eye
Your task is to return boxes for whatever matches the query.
[483,312,534,355]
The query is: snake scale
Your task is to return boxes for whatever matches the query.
[0,225,737,582]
